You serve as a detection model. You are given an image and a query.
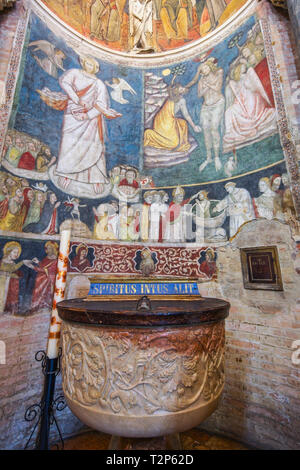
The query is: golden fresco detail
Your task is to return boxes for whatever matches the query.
[40,0,249,53]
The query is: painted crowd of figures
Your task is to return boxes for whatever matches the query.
[0,171,60,234]
[0,165,296,241]
[91,171,296,243]
[42,0,247,52]
[2,129,56,177]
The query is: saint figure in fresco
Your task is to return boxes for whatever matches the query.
[149,191,161,242]
[213,182,255,238]
[23,192,60,235]
[23,191,46,229]
[0,181,9,223]
[0,187,26,233]
[144,84,201,152]
[129,0,154,52]
[31,242,59,312]
[71,244,92,272]
[199,248,216,278]
[90,0,121,42]
[140,191,153,241]
[0,242,36,314]
[160,0,193,41]
[186,57,225,172]
[252,177,276,221]
[164,186,190,242]
[55,56,122,194]
[195,0,226,31]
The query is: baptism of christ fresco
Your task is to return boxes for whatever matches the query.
[40,0,250,53]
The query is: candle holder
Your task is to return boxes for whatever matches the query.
[24,348,67,450]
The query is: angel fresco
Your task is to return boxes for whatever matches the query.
[222,28,277,153]
[223,63,277,152]
[28,40,66,79]
[105,77,137,104]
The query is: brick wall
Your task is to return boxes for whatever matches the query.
[0,1,23,83]
[0,312,86,450]
[198,220,300,449]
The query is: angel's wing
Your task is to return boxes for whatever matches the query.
[119,78,137,95]
[247,67,272,107]
[225,82,235,109]
[105,81,116,90]
[28,40,55,59]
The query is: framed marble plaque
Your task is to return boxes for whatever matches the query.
[240,246,283,291]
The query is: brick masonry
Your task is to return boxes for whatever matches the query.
[197,219,300,449]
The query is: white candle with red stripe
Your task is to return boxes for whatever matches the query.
[46,230,71,359]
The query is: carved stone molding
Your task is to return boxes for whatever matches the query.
[61,320,226,436]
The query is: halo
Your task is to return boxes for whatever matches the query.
[3,241,21,257]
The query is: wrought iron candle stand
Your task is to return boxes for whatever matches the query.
[24,348,66,450]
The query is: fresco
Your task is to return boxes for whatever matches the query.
[0,237,217,315]
[39,0,249,54]
[0,12,298,247]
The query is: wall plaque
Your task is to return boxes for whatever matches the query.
[87,278,203,301]
[240,246,283,291]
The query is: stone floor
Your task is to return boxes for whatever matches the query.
[57,429,250,450]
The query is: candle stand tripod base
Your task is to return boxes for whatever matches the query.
[58,296,230,449]
[24,350,67,450]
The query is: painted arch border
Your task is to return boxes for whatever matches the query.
[30,0,258,67]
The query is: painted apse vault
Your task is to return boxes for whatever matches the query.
[0,1,298,316]
[39,0,249,54]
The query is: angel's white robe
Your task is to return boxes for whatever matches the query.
[223,67,277,152]
[56,68,117,184]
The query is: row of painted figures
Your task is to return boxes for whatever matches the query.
[3,131,56,175]
[0,170,297,240]
[0,172,60,234]
[0,240,217,314]
[93,172,296,242]
[45,0,241,51]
